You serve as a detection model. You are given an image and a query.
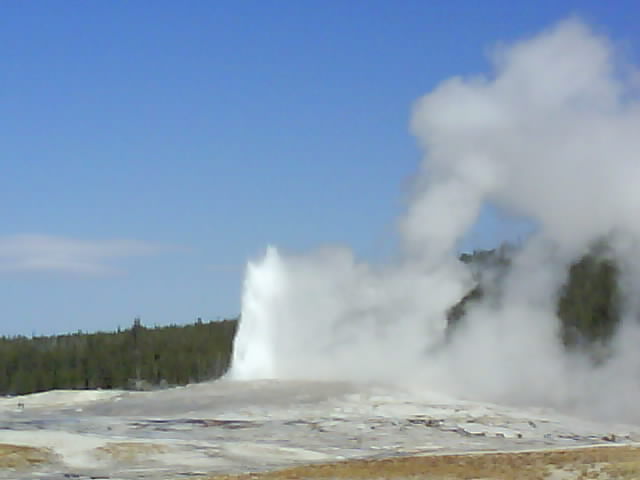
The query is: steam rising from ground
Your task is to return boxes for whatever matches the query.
[232,20,640,422]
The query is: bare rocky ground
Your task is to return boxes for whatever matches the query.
[1,380,639,479]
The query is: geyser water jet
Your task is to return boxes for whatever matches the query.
[231,19,640,422]
[232,246,471,382]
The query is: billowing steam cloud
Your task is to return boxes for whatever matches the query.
[231,20,640,422]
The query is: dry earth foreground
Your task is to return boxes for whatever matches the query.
[0,444,56,470]
[3,443,640,479]
[1,442,640,480]
[209,446,640,480]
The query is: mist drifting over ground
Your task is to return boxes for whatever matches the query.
[232,20,640,422]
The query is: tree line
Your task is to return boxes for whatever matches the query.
[448,243,622,361]
[0,317,237,396]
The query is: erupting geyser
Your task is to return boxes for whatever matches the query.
[231,19,640,422]
[232,246,470,382]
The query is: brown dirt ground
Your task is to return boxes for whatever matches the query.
[3,442,640,478]
[208,445,640,480]
[0,443,57,469]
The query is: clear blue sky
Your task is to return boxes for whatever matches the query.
[2,1,638,336]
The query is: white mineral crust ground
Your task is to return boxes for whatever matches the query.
[1,380,639,479]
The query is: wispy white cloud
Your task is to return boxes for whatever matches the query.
[0,234,165,274]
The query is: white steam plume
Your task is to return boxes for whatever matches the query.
[231,19,640,422]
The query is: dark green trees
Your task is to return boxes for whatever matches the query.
[446,246,512,334]
[447,245,623,358]
[0,318,238,396]
[557,252,620,352]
